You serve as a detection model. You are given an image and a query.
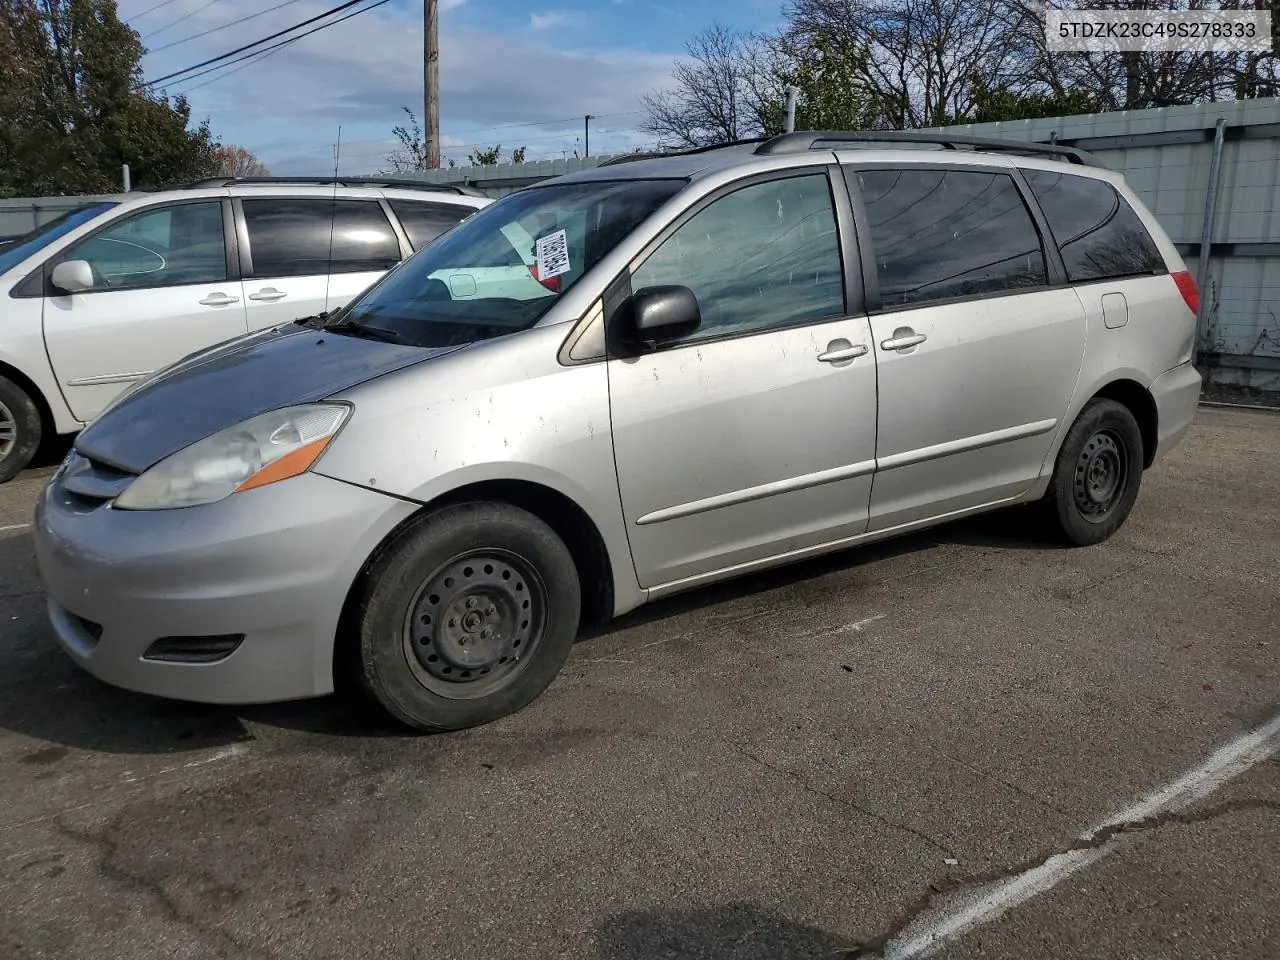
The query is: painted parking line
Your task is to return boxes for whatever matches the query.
[0,523,31,533]
[869,712,1280,959]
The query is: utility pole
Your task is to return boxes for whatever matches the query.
[584,115,595,158]
[424,0,440,168]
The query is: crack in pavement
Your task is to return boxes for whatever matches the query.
[844,796,1280,958]
[733,744,956,858]
[54,817,275,960]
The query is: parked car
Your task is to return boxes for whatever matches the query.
[0,177,498,481]
[33,132,1202,732]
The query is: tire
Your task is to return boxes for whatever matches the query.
[1043,398,1144,546]
[0,376,43,484]
[353,501,581,732]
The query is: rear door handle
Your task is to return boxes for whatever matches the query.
[817,344,869,363]
[880,331,927,351]
[199,293,240,306]
[248,287,287,302]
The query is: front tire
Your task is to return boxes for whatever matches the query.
[1044,398,1144,546]
[354,501,581,732]
[0,376,42,484]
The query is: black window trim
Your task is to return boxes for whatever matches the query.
[384,197,477,253]
[1020,169,1169,286]
[842,160,1068,316]
[605,166,861,357]
[233,194,404,281]
[12,197,237,299]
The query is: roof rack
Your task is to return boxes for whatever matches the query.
[598,136,775,167]
[753,131,1102,166]
[174,176,488,196]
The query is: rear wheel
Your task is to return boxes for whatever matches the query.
[353,501,581,732]
[1044,398,1144,546]
[0,377,42,484]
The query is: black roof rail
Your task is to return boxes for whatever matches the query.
[598,136,775,167]
[173,176,488,196]
[753,131,1103,167]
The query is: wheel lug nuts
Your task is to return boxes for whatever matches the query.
[466,598,477,609]
[487,606,496,616]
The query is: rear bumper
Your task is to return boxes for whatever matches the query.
[33,471,418,704]
[1150,361,1202,464]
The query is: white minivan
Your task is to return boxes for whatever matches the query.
[0,177,508,481]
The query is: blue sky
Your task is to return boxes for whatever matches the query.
[115,0,783,174]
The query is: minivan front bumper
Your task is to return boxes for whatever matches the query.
[1149,361,1203,463]
[33,470,417,704]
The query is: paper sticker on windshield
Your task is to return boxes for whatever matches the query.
[535,229,570,280]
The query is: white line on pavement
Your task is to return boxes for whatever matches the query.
[838,614,887,634]
[0,523,31,533]
[874,712,1280,960]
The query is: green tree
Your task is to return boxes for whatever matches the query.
[966,82,1097,123]
[0,0,219,196]
[757,32,882,134]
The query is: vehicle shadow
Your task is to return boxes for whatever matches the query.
[595,903,856,959]
[0,503,1062,756]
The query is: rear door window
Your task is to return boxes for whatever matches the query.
[1022,170,1166,282]
[62,201,227,291]
[852,168,1048,309]
[389,199,473,250]
[242,199,401,278]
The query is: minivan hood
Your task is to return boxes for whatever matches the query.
[75,324,466,473]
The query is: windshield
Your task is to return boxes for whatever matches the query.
[0,202,118,275]
[336,178,685,347]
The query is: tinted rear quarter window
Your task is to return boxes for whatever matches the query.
[389,199,472,250]
[242,198,401,278]
[852,168,1047,308]
[1022,170,1166,282]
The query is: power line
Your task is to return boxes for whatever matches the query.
[145,0,369,87]
[148,0,309,54]
[156,0,392,89]
[144,0,222,40]
[128,0,182,19]
[170,37,299,94]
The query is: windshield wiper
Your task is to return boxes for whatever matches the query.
[293,311,329,329]
[323,319,408,344]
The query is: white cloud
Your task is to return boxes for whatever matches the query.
[132,1,673,172]
[529,11,572,30]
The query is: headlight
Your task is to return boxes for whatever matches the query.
[113,404,350,510]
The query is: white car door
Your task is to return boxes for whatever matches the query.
[237,197,402,328]
[41,198,248,422]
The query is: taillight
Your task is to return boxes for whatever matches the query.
[1172,271,1199,314]
[528,264,561,293]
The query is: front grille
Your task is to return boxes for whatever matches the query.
[58,452,137,507]
[142,634,245,664]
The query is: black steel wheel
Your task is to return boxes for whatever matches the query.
[403,549,548,699]
[353,501,581,732]
[0,376,42,484]
[1045,397,1144,546]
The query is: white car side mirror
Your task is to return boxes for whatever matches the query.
[51,259,95,294]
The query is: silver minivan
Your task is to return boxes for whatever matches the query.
[33,133,1203,731]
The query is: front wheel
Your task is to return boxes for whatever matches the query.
[0,376,43,484]
[1043,398,1144,546]
[353,501,581,732]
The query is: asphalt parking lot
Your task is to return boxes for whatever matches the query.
[1,407,1277,960]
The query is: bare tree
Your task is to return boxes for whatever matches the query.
[386,106,429,172]
[215,145,269,177]
[640,24,780,148]
[1011,0,1278,110]
[787,0,1036,127]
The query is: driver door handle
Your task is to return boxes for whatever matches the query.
[881,331,928,351]
[248,287,287,302]
[817,344,869,363]
[199,292,240,306]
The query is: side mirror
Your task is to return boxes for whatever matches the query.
[628,285,701,346]
[51,260,94,294]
